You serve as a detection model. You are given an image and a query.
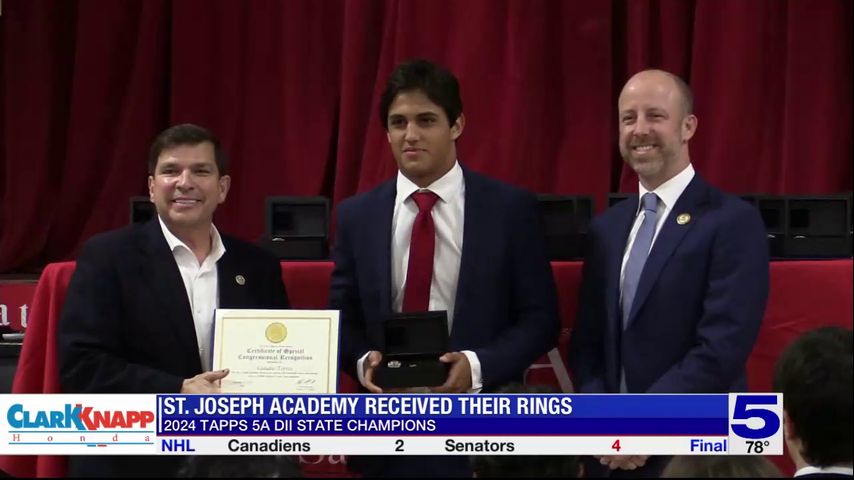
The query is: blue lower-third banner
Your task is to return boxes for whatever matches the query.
[1,393,782,455]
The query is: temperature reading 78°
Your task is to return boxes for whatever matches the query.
[746,440,770,454]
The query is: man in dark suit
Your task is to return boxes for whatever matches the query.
[329,59,560,477]
[569,69,770,476]
[774,327,853,478]
[58,124,289,477]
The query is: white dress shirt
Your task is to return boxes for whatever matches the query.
[619,163,695,297]
[391,161,465,322]
[158,216,225,372]
[794,466,854,477]
[357,161,483,392]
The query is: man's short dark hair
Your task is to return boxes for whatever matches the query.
[773,327,853,467]
[378,59,463,129]
[148,123,228,176]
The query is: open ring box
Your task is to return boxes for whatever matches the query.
[375,311,450,389]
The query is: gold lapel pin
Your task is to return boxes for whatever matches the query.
[235,275,246,286]
[676,213,692,225]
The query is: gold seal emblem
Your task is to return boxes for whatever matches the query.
[265,322,287,343]
[676,213,691,225]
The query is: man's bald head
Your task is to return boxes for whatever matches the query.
[621,69,693,118]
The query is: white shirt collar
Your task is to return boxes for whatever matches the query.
[638,163,695,213]
[395,160,464,205]
[157,215,226,263]
[795,465,854,477]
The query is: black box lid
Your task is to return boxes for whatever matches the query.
[382,311,449,356]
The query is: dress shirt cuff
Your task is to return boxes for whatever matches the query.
[461,350,483,393]
[356,351,371,388]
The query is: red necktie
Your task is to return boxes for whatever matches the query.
[402,191,440,312]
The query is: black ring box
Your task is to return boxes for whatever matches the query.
[375,311,450,389]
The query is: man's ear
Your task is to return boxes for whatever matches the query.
[783,410,796,442]
[451,113,465,141]
[218,175,231,204]
[681,114,697,142]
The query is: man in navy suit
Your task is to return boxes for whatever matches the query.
[58,124,289,477]
[774,327,853,478]
[329,59,560,477]
[569,70,770,476]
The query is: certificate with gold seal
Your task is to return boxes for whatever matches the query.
[212,309,340,394]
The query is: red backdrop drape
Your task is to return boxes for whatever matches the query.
[1,0,851,273]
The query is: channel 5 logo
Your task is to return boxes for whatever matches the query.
[6,403,155,431]
[728,394,782,440]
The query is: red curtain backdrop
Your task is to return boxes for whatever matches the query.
[1,0,851,273]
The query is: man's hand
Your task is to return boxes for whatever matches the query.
[430,352,472,393]
[594,455,649,470]
[361,351,424,393]
[362,351,384,393]
[181,369,229,394]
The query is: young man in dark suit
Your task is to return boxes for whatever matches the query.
[58,124,290,476]
[329,59,560,477]
[569,70,770,476]
[775,327,853,478]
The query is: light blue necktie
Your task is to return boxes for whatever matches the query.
[621,192,659,329]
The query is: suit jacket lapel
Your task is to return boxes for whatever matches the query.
[626,176,709,326]
[140,219,201,372]
[217,242,248,308]
[375,182,396,315]
[453,169,487,339]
